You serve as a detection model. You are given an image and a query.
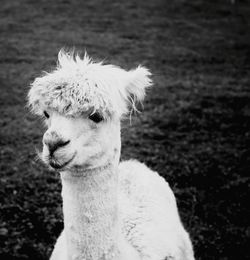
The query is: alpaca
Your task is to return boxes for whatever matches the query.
[28,50,195,260]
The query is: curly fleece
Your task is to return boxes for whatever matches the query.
[28,50,152,118]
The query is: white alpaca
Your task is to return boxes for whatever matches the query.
[28,50,195,260]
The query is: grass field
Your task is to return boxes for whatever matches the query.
[0,0,250,259]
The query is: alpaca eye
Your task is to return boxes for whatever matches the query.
[88,112,103,123]
[43,111,50,119]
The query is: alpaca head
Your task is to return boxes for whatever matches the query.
[28,50,152,171]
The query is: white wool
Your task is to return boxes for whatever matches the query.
[50,161,195,260]
[28,50,194,260]
[28,50,152,119]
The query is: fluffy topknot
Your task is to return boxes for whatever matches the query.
[28,49,152,119]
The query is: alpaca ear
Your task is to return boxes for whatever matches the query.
[125,66,152,103]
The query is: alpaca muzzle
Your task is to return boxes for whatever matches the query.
[43,131,70,156]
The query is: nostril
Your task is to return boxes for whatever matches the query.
[47,139,70,155]
[57,140,70,148]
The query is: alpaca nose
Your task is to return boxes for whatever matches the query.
[43,131,70,155]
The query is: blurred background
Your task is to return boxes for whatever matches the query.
[0,0,249,259]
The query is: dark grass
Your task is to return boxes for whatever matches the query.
[0,0,250,259]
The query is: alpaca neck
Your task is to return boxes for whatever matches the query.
[60,162,119,260]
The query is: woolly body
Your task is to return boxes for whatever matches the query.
[50,160,193,260]
[28,50,195,260]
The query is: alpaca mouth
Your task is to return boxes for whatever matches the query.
[49,153,76,169]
